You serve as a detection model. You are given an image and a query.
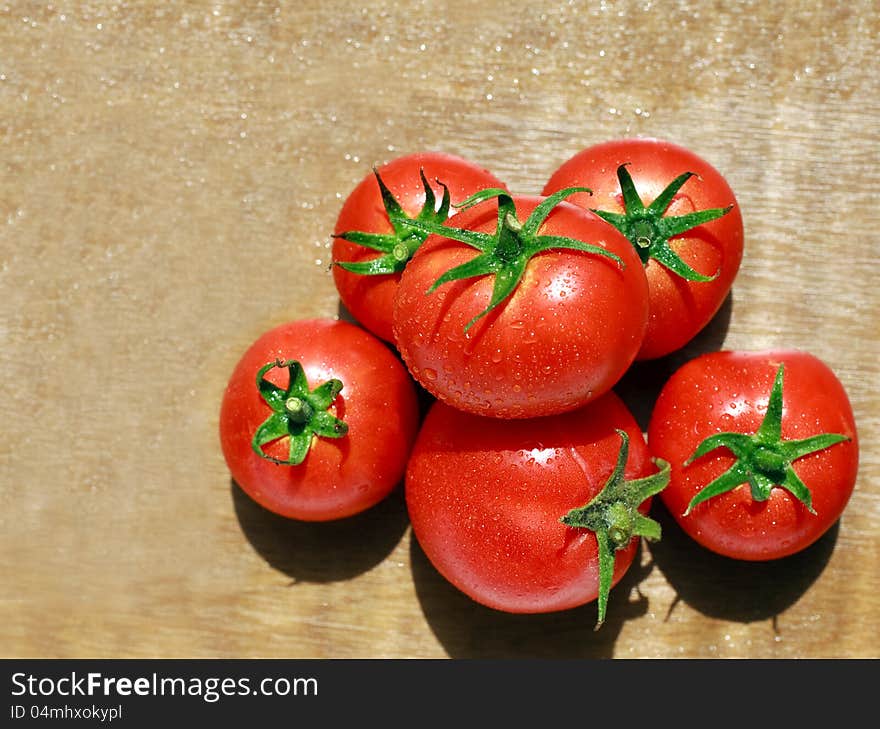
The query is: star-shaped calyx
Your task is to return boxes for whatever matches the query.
[251,359,348,466]
[591,164,732,281]
[559,430,670,629]
[683,364,850,515]
[333,168,451,276]
[402,187,624,331]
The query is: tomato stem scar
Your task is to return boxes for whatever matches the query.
[284,397,313,424]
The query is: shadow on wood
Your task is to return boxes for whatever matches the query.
[647,500,839,623]
[615,292,734,432]
[230,479,410,583]
[410,535,656,658]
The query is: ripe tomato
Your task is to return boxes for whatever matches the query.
[219,318,420,521]
[406,392,669,626]
[542,137,743,360]
[647,350,858,560]
[392,190,649,419]
[332,151,506,343]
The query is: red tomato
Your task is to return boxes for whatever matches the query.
[392,193,649,419]
[332,152,506,342]
[542,137,743,360]
[219,318,420,521]
[648,350,858,560]
[406,392,668,625]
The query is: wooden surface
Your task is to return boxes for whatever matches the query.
[2,1,878,659]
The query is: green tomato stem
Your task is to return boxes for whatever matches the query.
[333,167,451,276]
[400,186,626,331]
[284,397,313,424]
[559,430,670,629]
[251,360,348,466]
[591,164,730,281]
[683,364,850,515]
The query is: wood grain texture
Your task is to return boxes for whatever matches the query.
[1,0,877,658]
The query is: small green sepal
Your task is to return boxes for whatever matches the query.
[401,187,625,330]
[683,364,850,515]
[559,430,670,629]
[333,167,451,275]
[591,164,732,281]
[251,359,348,466]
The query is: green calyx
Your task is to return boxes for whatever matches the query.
[559,430,670,629]
[333,167,451,276]
[683,364,850,516]
[251,359,348,466]
[591,164,732,281]
[402,187,624,331]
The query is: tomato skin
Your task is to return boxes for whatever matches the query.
[332,152,506,343]
[392,196,649,419]
[219,319,420,521]
[406,392,655,614]
[542,137,743,360]
[647,350,859,560]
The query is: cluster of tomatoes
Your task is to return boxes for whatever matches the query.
[220,138,859,628]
